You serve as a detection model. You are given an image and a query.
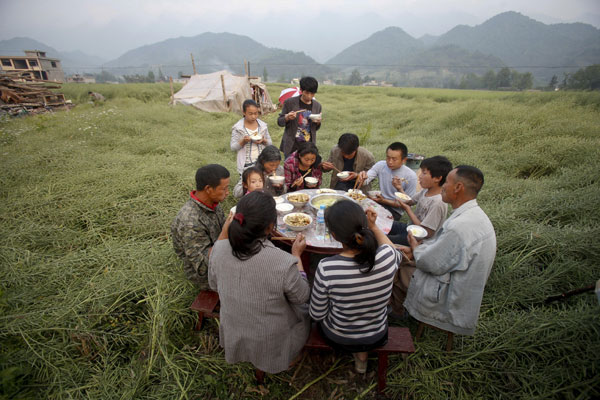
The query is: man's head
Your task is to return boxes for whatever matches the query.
[419,156,453,188]
[299,76,318,103]
[195,164,230,203]
[338,133,359,159]
[442,165,484,207]
[385,142,408,170]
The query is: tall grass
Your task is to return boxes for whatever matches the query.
[1,83,599,399]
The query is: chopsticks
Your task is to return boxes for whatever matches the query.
[271,236,296,241]
[352,175,361,190]
[301,168,312,179]
[331,165,342,173]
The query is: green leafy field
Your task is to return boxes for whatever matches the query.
[1,83,599,399]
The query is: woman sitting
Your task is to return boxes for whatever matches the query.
[284,142,323,192]
[208,191,310,374]
[233,145,286,198]
[309,201,400,373]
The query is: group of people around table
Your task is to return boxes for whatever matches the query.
[170,76,497,375]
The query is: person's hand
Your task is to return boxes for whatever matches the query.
[285,110,298,122]
[395,244,413,260]
[342,171,358,182]
[240,136,251,146]
[321,161,335,171]
[365,207,378,229]
[392,177,405,191]
[256,137,266,144]
[293,177,304,188]
[357,171,367,186]
[218,212,234,240]
[373,193,385,204]
[398,200,410,211]
[291,233,306,257]
[407,231,421,249]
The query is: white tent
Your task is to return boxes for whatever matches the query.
[173,70,275,115]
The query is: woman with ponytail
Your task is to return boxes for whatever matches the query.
[208,191,310,374]
[309,200,401,374]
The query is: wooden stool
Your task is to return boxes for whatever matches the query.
[190,290,220,331]
[415,322,454,352]
[303,324,415,393]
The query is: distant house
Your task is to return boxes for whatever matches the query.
[0,50,64,82]
[66,74,96,84]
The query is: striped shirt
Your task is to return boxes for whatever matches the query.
[309,244,401,345]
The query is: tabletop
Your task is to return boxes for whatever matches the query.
[275,189,394,252]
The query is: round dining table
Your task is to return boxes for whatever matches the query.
[273,189,394,258]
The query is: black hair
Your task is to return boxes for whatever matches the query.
[299,76,318,93]
[296,142,322,167]
[242,99,259,112]
[256,145,282,173]
[386,142,408,159]
[228,191,276,260]
[338,133,359,155]
[420,156,453,186]
[324,200,378,273]
[241,166,263,193]
[455,165,484,194]
[195,164,230,191]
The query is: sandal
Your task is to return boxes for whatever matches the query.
[353,353,367,374]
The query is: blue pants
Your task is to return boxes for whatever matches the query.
[387,221,409,245]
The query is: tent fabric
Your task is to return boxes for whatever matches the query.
[173,70,255,114]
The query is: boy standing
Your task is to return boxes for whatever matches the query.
[278,76,322,158]
[387,156,453,245]
[171,164,230,289]
[357,142,417,220]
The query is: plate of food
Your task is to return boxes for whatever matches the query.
[347,189,366,202]
[283,212,313,232]
[394,192,412,203]
[406,225,427,240]
[249,134,263,142]
[287,193,310,208]
[316,188,336,194]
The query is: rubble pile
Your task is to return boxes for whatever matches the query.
[0,72,72,116]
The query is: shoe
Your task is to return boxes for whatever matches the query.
[353,353,367,374]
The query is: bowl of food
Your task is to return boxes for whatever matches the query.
[406,225,427,240]
[309,193,348,212]
[394,192,412,203]
[347,189,366,202]
[316,188,336,194]
[269,175,285,185]
[230,206,237,214]
[308,113,321,121]
[336,171,350,179]
[283,212,313,232]
[276,202,294,215]
[287,192,310,208]
[249,134,263,143]
[367,190,381,198]
[273,196,284,204]
[304,176,318,188]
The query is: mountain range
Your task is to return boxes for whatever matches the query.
[1,11,598,86]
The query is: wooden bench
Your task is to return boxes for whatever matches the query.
[190,290,220,331]
[415,321,454,352]
[302,324,415,393]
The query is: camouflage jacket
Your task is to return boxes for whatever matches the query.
[171,192,225,289]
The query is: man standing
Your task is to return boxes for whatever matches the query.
[402,165,496,335]
[171,164,230,289]
[321,133,375,192]
[278,76,322,158]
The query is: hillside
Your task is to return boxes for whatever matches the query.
[102,32,331,80]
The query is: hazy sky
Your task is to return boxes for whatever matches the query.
[1,0,599,62]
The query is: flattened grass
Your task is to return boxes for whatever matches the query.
[1,83,599,399]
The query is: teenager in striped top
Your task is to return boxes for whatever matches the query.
[309,200,401,373]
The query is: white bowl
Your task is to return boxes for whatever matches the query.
[367,190,381,198]
[276,203,294,215]
[394,192,412,203]
[250,134,262,142]
[286,192,310,208]
[347,189,366,202]
[269,175,285,185]
[406,224,427,240]
[308,113,321,121]
[283,212,313,232]
[230,206,236,214]
[336,171,350,179]
[274,196,284,204]
[304,176,318,187]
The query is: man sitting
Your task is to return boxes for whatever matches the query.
[401,165,497,335]
[321,133,375,192]
[171,164,230,289]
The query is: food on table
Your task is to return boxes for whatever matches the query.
[316,188,336,194]
[285,213,311,227]
[312,196,340,208]
[347,189,366,202]
[287,193,309,203]
[276,203,294,214]
[274,196,284,204]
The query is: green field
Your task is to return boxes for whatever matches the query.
[1,83,599,399]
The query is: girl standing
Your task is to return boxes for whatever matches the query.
[231,99,272,175]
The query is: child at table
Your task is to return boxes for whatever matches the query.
[241,166,264,195]
[357,142,417,220]
[284,142,323,192]
[231,99,272,175]
[387,155,453,245]
[309,200,400,374]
